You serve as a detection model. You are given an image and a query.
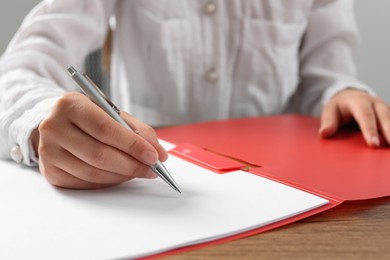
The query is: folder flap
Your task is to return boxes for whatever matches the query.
[170,143,246,172]
[157,115,390,201]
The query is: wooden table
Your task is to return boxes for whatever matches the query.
[164,196,390,259]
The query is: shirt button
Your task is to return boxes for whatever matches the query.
[206,69,218,83]
[203,1,217,15]
[10,145,23,164]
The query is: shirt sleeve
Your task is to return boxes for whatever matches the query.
[290,0,375,116]
[0,0,117,165]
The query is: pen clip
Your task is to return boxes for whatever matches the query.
[81,73,120,115]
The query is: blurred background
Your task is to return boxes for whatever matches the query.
[0,0,389,102]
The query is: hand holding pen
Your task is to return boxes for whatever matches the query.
[67,66,180,192]
[30,67,180,192]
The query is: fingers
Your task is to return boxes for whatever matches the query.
[42,145,156,184]
[64,94,162,166]
[346,97,380,147]
[37,92,161,189]
[373,98,390,145]
[319,101,341,138]
[39,154,114,190]
[319,89,390,148]
[121,112,169,162]
[44,145,132,184]
[39,141,157,189]
[53,123,151,178]
[40,162,116,190]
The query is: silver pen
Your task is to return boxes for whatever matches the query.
[67,66,181,193]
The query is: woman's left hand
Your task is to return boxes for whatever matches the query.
[319,88,390,147]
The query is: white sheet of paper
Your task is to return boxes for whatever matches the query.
[0,141,328,260]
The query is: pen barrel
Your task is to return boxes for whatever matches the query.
[71,71,130,129]
[68,66,180,193]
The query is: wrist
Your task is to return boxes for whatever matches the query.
[30,127,40,158]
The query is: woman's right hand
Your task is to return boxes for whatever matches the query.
[31,92,168,189]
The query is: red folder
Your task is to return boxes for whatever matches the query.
[153,115,390,258]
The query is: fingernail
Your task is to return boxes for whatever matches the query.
[145,169,158,179]
[371,136,380,147]
[318,127,325,135]
[318,126,330,137]
[142,150,158,165]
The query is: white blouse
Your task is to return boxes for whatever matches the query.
[0,0,374,165]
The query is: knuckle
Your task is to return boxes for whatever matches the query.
[89,148,108,167]
[127,137,142,154]
[359,109,375,120]
[367,128,377,136]
[56,93,77,110]
[37,143,50,159]
[38,117,57,136]
[321,113,334,122]
[97,121,117,139]
[83,168,104,183]
[141,125,156,136]
[373,96,385,104]
[54,93,85,115]
[376,100,390,113]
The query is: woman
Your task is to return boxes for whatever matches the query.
[0,0,389,189]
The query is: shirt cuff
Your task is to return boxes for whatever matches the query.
[10,97,60,166]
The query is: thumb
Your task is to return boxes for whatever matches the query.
[319,102,340,138]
